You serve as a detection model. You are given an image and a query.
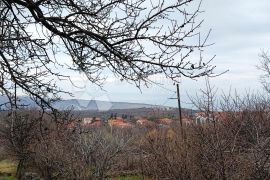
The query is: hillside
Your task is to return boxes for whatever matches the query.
[0,96,167,111]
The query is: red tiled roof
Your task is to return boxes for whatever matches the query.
[83,117,101,124]
[157,118,174,124]
[136,119,155,126]
[108,117,133,128]
[84,121,101,127]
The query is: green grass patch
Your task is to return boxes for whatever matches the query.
[0,175,14,180]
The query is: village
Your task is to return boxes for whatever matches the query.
[79,111,233,128]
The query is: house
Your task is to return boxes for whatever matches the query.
[108,117,133,128]
[193,111,239,124]
[181,116,194,125]
[82,117,102,127]
[136,118,155,127]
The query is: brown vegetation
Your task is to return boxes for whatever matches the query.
[1,91,270,180]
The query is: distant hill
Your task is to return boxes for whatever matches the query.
[0,96,167,111]
[0,96,37,108]
[53,98,164,111]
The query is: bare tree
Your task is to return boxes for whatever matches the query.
[1,0,217,109]
[258,51,270,93]
[189,77,219,122]
[0,108,77,179]
[0,109,43,179]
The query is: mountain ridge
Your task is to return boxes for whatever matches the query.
[0,96,168,111]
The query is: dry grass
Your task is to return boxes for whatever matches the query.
[0,160,17,174]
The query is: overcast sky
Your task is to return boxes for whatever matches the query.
[60,0,270,108]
